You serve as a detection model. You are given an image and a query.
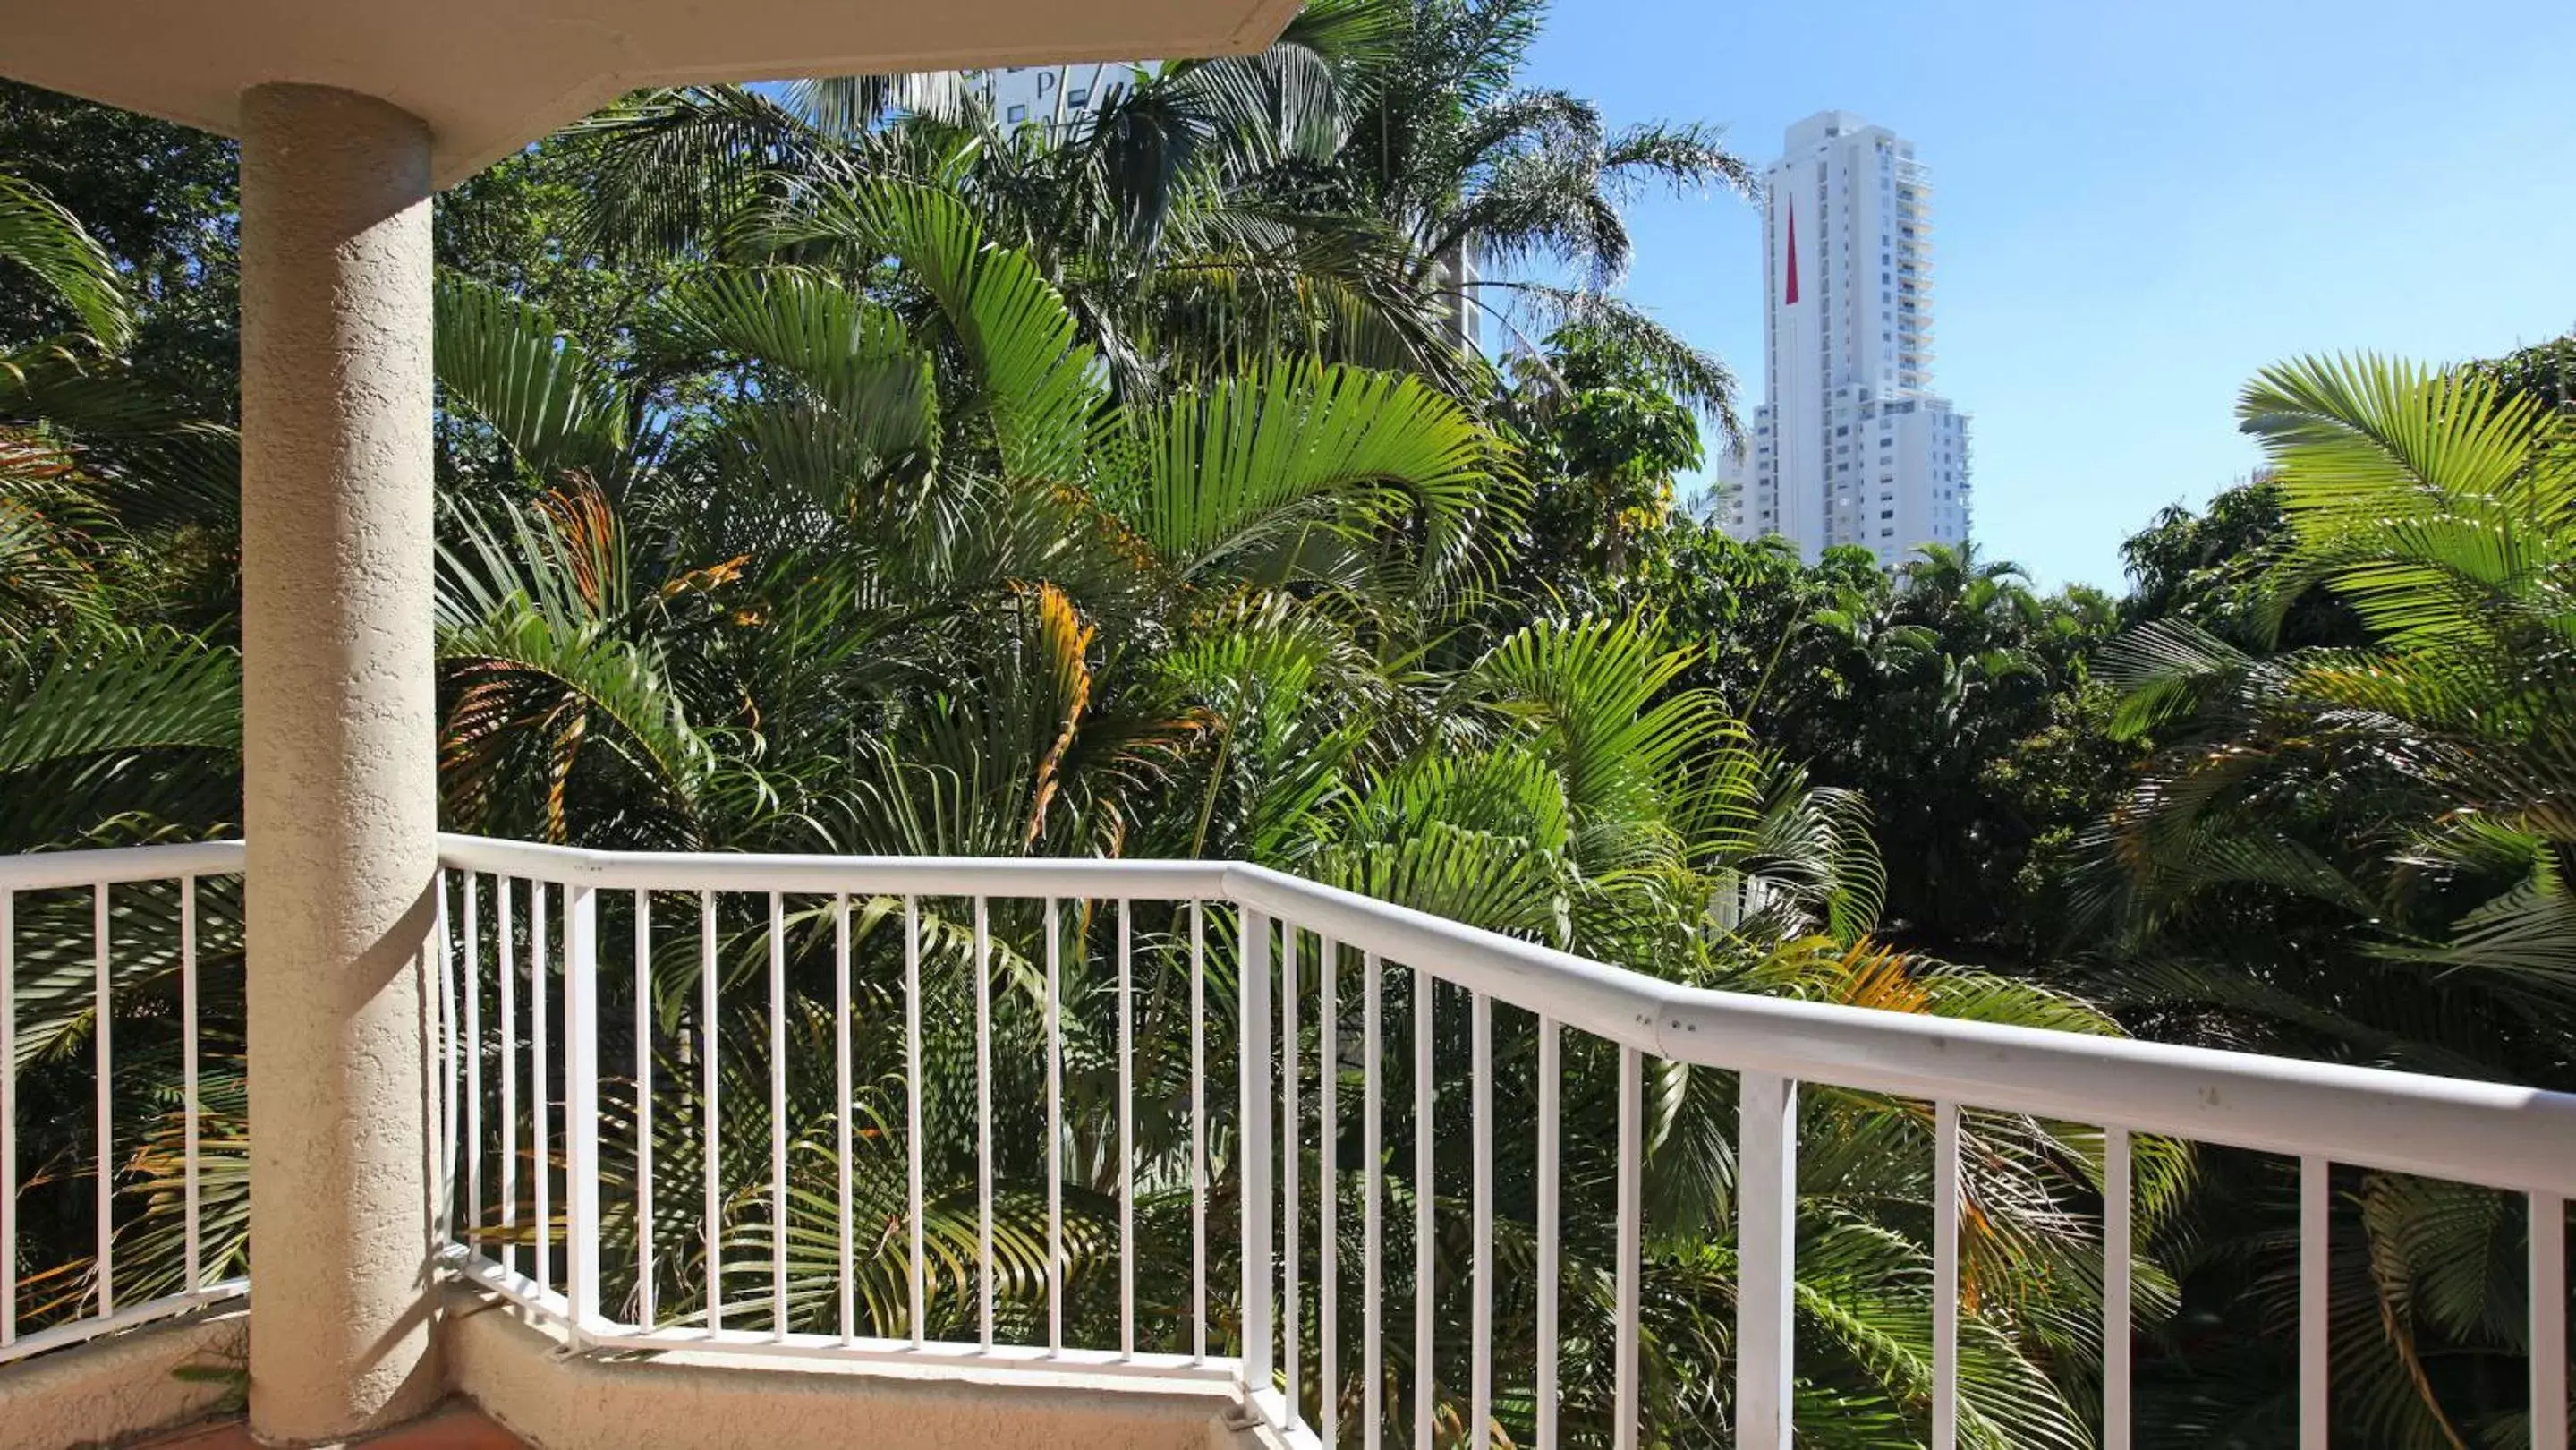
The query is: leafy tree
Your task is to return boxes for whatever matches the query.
[2086,354,2576,1446]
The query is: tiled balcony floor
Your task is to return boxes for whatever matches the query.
[140,1403,526,1448]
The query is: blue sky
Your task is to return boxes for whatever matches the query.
[1521,0,2576,591]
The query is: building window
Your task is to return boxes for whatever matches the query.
[1007,104,1028,123]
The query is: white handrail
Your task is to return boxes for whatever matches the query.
[0,840,243,891]
[436,833,1231,900]
[1229,862,2576,1197]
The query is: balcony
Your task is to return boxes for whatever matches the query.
[6,834,2572,1448]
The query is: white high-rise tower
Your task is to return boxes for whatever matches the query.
[1721,111,1971,567]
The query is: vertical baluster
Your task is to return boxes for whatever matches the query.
[974,896,994,1350]
[2300,1156,2329,1450]
[2536,1191,2568,1450]
[3,888,15,1346]
[1364,953,1383,1450]
[1470,992,1492,1450]
[1322,937,1339,1448]
[905,896,925,1346]
[500,878,518,1280]
[700,889,721,1332]
[94,882,112,1315]
[835,893,853,1344]
[429,873,449,1255]
[1120,899,1135,1358]
[635,889,654,1330]
[1614,1045,1641,1450]
[2104,1126,2131,1450]
[1535,1017,1559,1450]
[1190,900,1207,1363]
[532,882,551,1293]
[1241,909,1275,1394]
[1283,925,1301,1425]
[464,875,481,1265]
[1737,1071,1798,1450]
[1932,1101,1960,1450]
[1414,969,1435,1450]
[1047,897,1064,1355]
[183,875,204,1289]
[565,884,601,1335]
[768,891,788,1339]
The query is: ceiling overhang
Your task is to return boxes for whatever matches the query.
[0,0,1301,186]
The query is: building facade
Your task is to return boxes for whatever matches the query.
[1721,111,1971,567]
[966,62,1148,139]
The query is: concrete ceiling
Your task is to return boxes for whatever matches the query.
[0,0,1302,186]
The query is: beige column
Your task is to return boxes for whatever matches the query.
[238,83,444,1443]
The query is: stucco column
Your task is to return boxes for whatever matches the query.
[238,83,444,1443]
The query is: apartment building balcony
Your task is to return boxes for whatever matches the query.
[4,12,2574,1450]
[7,833,2574,1449]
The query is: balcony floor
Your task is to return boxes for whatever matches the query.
[140,1403,526,1449]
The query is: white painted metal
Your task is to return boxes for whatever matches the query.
[1535,1016,1559,1450]
[532,882,551,1293]
[1470,991,1492,1450]
[1225,861,2576,1196]
[699,889,720,1331]
[1363,952,1383,1450]
[183,875,204,1289]
[768,891,788,1339]
[565,884,602,1334]
[905,895,925,1346]
[634,888,654,1329]
[1282,925,1300,1428]
[975,895,995,1350]
[835,892,854,1343]
[1613,1045,1640,1450]
[0,840,242,889]
[1414,969,1434,1450]
[1190,899,1207,1363]
[1241,909,1274,1390]
[502,878,518,1279]
[0,1281,248,1368]
[438,834,1228,902]
[2,888,14,1346]
[1047,897,1065,1354]
[1737,1071,1797,1450]
[2537,1192,2568,1450]
[2300,1156,2328,1450]
[1932,1101,1959,1450]
[1321,935,1339,1448]
[26,836,2576,1440]
[1120,900,1135,1359]
[2104,1126,2131,1450]
[465,874,481,1266]
[93,883,112,1315]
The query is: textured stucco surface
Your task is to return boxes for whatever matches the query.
[237,82,444,1446]
[0,0,1302,188]
[0,1309,247,1449]
[442,1290,1288,1450]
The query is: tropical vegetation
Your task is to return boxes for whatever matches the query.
[2,2,2571,1445]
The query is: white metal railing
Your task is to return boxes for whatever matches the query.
[429,833,2576,1450]
[4,834,2567,1447]
[1,840,249,1366]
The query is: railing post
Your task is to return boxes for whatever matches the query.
[1240,908,1274,1394]
[1737,1071,1798,1449]
[564,883,603,1337]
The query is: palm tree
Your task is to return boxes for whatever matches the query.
[2088,354,2576,1446]
[1282,0,1754,431]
